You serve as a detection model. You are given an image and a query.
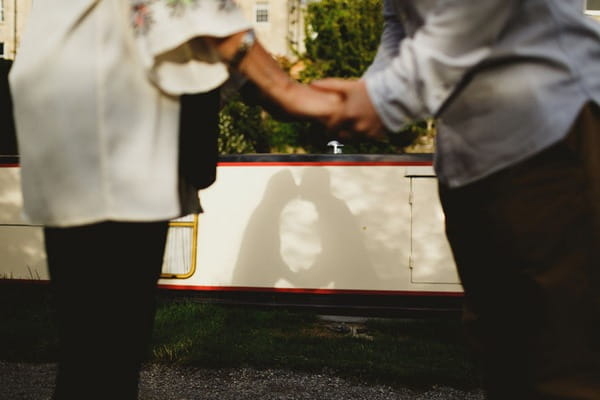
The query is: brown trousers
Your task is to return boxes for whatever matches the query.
[439,103,600,399]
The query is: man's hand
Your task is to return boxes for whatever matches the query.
[310,78,385,139]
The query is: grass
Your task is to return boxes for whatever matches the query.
[0,284,482,389]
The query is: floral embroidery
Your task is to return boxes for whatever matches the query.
[165,0,200,16]
[217,0,236,11]
[130,0,237,35]
[131,0,156,35]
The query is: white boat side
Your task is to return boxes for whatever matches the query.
[1,155,462,302]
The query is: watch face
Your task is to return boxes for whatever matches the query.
[243,30,257,47]
[229,30,256,69]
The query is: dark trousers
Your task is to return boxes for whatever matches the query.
[44,221,169,400]
[439,103,600,399]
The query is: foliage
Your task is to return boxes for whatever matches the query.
[218,91,313,154]
[298,0,383,82]
[218,94,269,154]
[403,119,437,154]
[218,0,385,154]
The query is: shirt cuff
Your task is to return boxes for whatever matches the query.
[364,70,416,133]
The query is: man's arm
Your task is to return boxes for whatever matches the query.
[314,1,520,136]
[366,0,520,132]
[363,0,405,78]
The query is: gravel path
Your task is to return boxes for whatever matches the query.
[0,361,485,400]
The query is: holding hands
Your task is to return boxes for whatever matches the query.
[255,79,346,125]
[310,78,386,140]
[262,77,387,143]
[211,30,385,141]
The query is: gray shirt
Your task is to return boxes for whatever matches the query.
[364,0,600,187]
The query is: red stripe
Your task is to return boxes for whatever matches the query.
[217,161,432,167]
[1,162,432,168]
[0,278,462,297]
[157,284,463,297]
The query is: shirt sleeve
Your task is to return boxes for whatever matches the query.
[363,0,519,132]
[363,0,405,78]
[130,0,253,95]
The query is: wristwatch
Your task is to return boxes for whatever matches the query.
[229,30,256,70]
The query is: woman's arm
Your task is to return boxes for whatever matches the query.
[204,31,342,122]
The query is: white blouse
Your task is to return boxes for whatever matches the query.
[10,0,251,227]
